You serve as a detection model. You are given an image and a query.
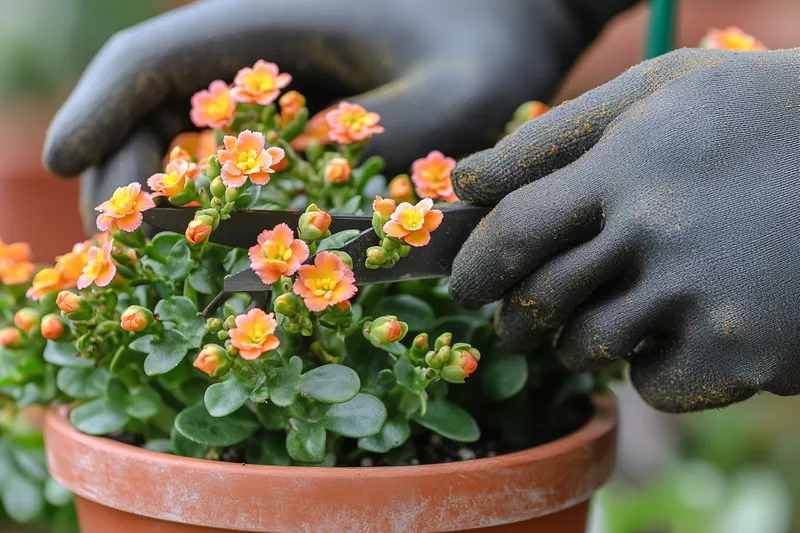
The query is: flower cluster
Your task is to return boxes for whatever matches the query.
[0,239,34,286]
[699,27,766,51]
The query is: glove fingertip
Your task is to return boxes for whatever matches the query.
[451,151,498,205]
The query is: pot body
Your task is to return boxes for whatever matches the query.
[45,395,617,533]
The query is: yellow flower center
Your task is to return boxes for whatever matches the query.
[246,72,276,93]
[206,95,230,117]
[721,34,756,50]
[163,172,182,187]
[236,150,260,173]
[399,208,424,231]
[109,189,135,214]
[310,277,337,300]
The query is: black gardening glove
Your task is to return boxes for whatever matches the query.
[451,48,800,413]
[42,0,637,233]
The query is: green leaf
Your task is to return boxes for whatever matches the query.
[394,356,426,392]
[107,379,162,420]
[154,296,207,348]
[110,346,141,374]
[223,248,250,274]
[12,449,48,481]
[268,356,302,407]
[43,341,94,368]
[379,342,407,358]
[369,369,397,397]
[167,240,192,279]
[297,364,360,403]
[286,419,326,463]
[170,427,205,458]
[316,229,361,252]
[143,440,174,454]
[376,295,435,332]
[174,404,258,447]
[255,402,285,431]
[412,400,480,443]
[44,477,73,507]
[130,330,191,376]
[482,354,528,402]
[56,366,110,399]
[146,232,183,261]
[188,268,215,294]
[246,433,291,466]
[358,414,411,453]
[70,398,131,436]
[332,195,362,215]
[3,471,44,522]
[323,393,387,438]
[204,377,252,417]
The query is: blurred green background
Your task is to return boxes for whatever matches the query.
[1,1,799,532]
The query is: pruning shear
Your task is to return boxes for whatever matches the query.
[142,203,490,316]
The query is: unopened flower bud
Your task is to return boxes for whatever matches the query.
[205,155,222,179]
[381,237,399,252]
[210,176,227,199]
[441,344,480,383]
[193,344,231,378]
[335,300,351,312]
[434,332,452,351]
[372,196,396,219]
[207,317,223,332]
[397,245,411,258]
[185,218,212,245]
[298,204,332,241]
[223,316,237,330]
[279,90,306,128]
[324,158,352,184]
[410,333,429,361]
[40,314,65,341]
[120,306,154,333]
[425,345,451,370]
[0,328,23,348]
[364,316,409,347]
[14,308,40,334]
[389,175,414,203]
[274,293,300,317]
[225,340,239,357]
[225,187,239,203]
[366,246,389,266]
[56,291,80,314]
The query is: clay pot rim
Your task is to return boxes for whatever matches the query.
[47,393,614,477]
[45,393,618,531]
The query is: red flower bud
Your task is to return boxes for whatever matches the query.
[193,344,232,378]
[185,218,212,245]
[40,314,64,341]
[120,305,154,333]
[14,308,40,334]
[0,327,23,348]
[324,158,352,184]
[365,316,408,347]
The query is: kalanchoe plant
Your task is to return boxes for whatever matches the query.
[1,60,593,470]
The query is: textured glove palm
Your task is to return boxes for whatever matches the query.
[451,49,800,413]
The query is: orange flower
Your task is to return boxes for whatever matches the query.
[166,131,219,174]
[229,308,280,360]
[231,60,292,106]
[77,240,117,289]
[148,159,194,198]
[185,219,212,245]
[217,130,285,187]
[95,183,155,233]
[373,196,397,219]
[324,158,351,184]
[26,268,62,301]
[699,27,766,51]
[54,241,91,289]
[293,251,357,312]
[326,102,384,144]
[0,239,34,285]
[389,175,414,203]
[279,90,306,128]
[383,198,444,247]
[411,151,457,201]
[248,223,309,284]
[191,80,236,129]
[290,106,335,151]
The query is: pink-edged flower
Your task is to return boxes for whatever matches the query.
[229,308,280,360]
[217,130,285,187]
[77,240,117,289]
[191,80,236,129]
[231,60,292,106]
[95,183,155,232]
[326,102,384,144]
[383,198,444,247]
[148,158,194,197]
[248,223,309,284]
[411,151,457,201]
[699,27,766,51]
[165,131,219,176]
[293,252,357,312]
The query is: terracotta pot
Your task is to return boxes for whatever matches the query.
[44,394,617,533]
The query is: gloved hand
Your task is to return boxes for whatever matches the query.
[451,48,800,413]
[42,0,636,233]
